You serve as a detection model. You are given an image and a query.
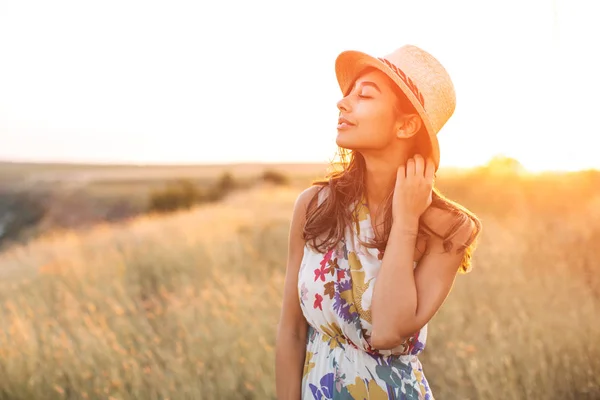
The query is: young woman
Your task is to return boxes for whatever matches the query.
[276,44,482,400]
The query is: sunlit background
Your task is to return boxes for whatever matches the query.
[1,0,599,172]
[1,2,600,399]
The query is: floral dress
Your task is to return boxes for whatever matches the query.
[298,186,433,400]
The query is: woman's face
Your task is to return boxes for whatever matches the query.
[336,69,419,152]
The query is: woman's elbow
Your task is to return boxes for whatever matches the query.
[370,325,420,350]
[370,330,405,350]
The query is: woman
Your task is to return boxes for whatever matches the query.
[275,44,482,399]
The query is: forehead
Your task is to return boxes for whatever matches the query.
[349,68,395,94]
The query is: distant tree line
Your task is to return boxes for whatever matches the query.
[148,169,290,213]
[0,168,292,248]
[0,189,49,247]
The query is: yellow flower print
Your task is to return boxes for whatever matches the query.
[348,252,372,324]
[346,376,388,399]
[319,321,347,350]
[413,368,427,397]
[352,194,369,235]
[303,351,315,378]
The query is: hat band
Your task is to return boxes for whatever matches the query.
[377,57,425,107]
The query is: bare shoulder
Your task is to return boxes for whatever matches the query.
[293,185,324,218]
[288,185,323,241]
[421,206,477,246]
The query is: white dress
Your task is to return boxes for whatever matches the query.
[298,186,433,399]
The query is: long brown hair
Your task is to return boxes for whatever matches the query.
[303,70,482,273]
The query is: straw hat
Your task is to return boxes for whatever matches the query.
[335,44,456,170]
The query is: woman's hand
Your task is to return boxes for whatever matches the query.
[392,154,435,223]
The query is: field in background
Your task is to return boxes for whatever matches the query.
[0,161,329,249]
[0,162,599,399]
[0,161,330,184]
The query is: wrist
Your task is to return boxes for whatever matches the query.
[392,213,420,233]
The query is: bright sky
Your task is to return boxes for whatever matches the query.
[0,0,598,172]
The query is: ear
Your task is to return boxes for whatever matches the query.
[395,114,422,140]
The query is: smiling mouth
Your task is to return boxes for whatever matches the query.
[337,117,355,130]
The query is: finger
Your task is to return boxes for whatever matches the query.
[397,164,406,180]
[425,158,435,182]
[406,157,415,177]
[413,154,425,177]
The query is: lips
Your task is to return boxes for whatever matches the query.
[337,116,355,130]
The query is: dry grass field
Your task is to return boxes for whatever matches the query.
[0,165,598,399]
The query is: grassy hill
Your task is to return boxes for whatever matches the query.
[0,161,329,249]
[0,166,598,399]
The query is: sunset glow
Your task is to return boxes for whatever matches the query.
[0,0,598,172]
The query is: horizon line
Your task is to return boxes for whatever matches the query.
[0,157,598,175]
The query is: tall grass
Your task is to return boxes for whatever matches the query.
[0,172,598,399]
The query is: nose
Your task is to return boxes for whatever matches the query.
[337,96,351,113]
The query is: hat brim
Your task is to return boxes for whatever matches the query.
[334,50,440,171]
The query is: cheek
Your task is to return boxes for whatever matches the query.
[358,107,396,142]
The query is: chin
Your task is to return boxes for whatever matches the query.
[335,132,357,150]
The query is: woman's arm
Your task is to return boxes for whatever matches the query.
[275,186,318,399]
[370,210,474,349]
[370,155,476,349]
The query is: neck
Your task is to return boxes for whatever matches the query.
[361,152,408,210]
